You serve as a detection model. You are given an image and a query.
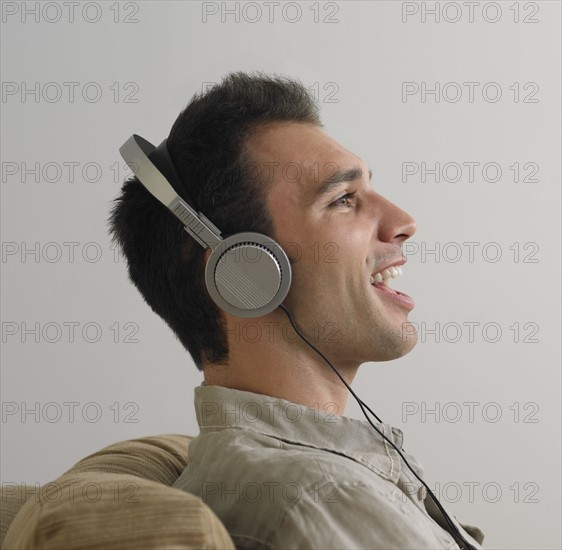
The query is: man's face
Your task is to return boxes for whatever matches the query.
[247,122,418,367]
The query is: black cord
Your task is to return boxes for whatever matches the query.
[278,303,477,550]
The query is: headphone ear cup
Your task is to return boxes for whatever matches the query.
[204,233,292,318]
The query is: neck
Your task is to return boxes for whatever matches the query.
[203,316,359,416]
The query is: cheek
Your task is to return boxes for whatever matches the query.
[286,235,368,291]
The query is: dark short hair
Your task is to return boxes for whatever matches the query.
[108,71,322,370]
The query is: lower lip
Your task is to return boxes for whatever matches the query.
[371,282,415,310]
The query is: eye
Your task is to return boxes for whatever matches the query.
[329,191,356,208]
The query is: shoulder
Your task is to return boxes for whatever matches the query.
[185,426,407,520]
[177,428,445,550]
[188,426,336,483]
[188,426,396,488]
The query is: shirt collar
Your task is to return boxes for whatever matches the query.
[194,384,421,485]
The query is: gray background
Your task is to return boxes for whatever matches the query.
[1,1,560,549]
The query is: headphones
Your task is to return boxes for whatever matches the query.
[119,134,292,318]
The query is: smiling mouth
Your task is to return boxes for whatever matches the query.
[369,266,415,309]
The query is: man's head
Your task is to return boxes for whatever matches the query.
[108,72,321,370]
[109,71,417,376]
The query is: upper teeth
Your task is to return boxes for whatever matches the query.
[370,266,403,285]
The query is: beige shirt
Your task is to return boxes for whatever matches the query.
[173,384,485,549]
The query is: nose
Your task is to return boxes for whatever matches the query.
[377,194,417,244]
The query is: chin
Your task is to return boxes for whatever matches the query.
[399,335,418,357]
[398,322,419,357]
[365,323,419,363]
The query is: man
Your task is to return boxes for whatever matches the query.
[109,72,485,549]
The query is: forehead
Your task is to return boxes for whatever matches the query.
[245,121,362,192]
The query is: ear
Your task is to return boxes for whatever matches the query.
[204,247,212,263]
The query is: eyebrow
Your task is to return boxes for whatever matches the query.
[310,166,373,203]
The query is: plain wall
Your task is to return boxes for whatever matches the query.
[1,2,560,549]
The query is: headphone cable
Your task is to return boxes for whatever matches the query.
[278,303,477,550]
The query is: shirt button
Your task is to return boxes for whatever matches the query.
[417,485,427,501]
